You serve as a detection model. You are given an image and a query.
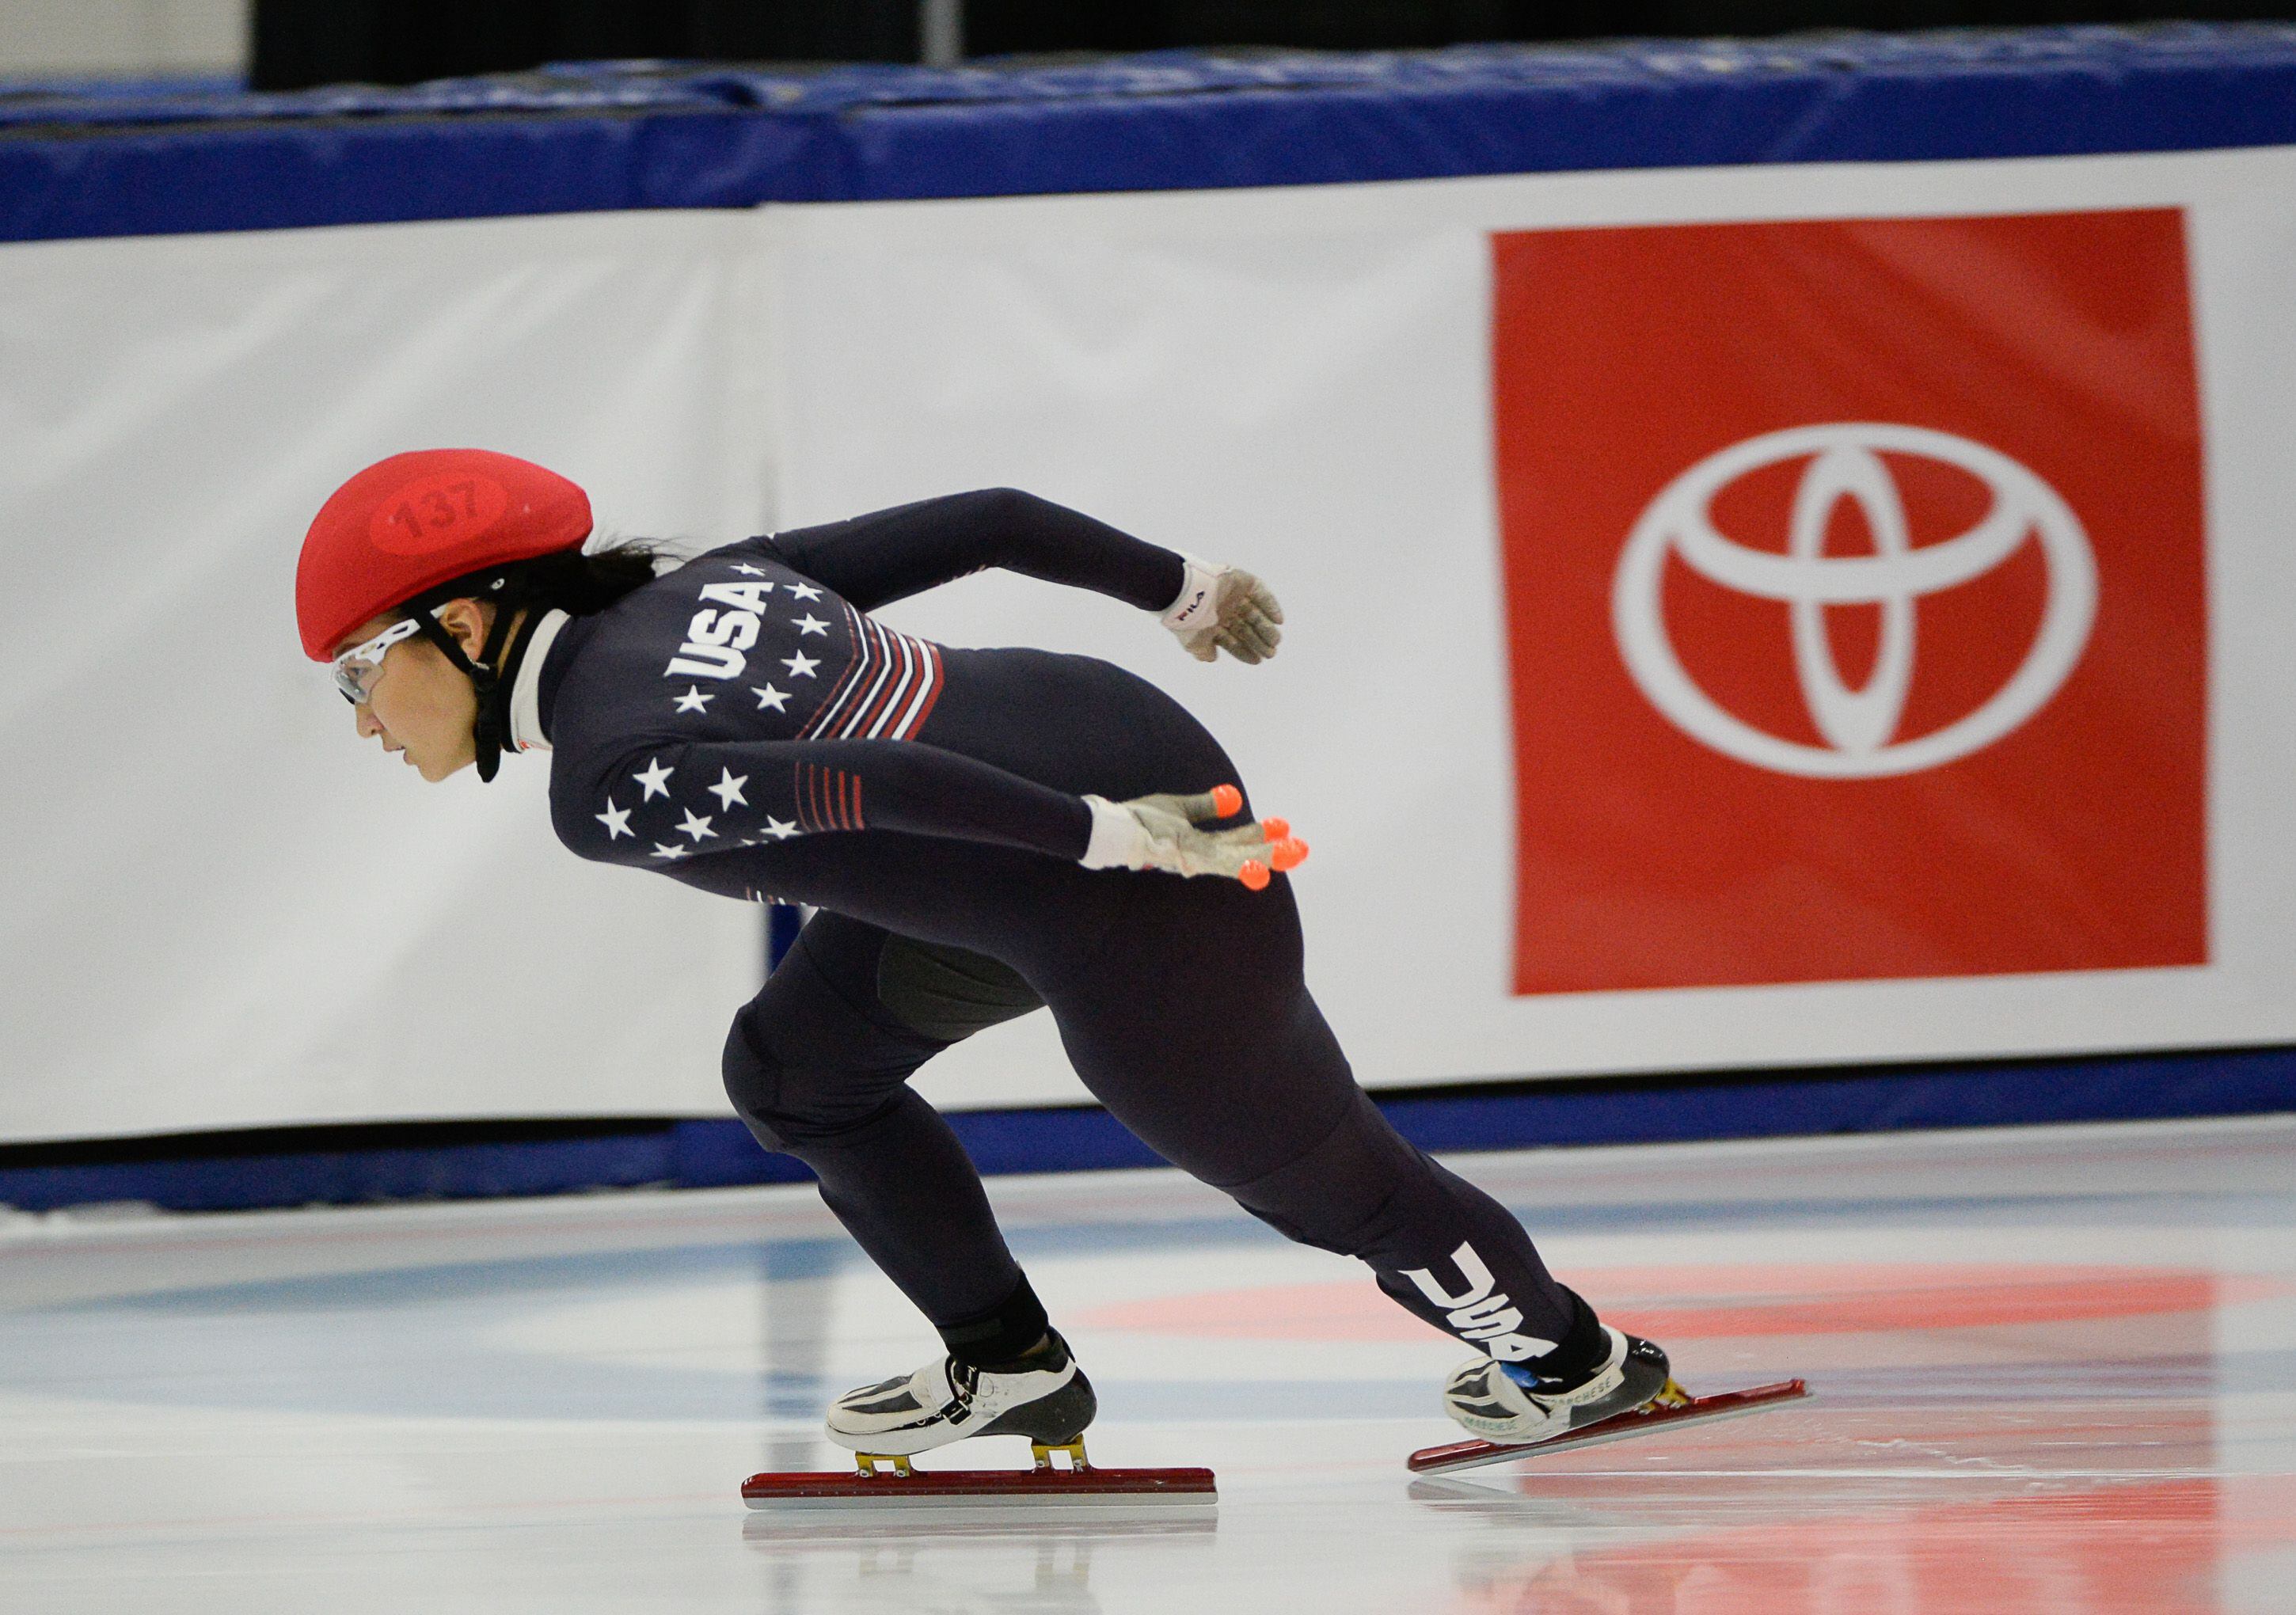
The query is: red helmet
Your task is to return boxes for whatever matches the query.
[296,449,592,660]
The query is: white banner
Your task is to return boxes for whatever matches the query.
[7,149,2296,1139]
[0,213,768,1142]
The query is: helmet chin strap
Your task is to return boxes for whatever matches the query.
[407,579,519,784]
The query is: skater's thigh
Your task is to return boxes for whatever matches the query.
[1047,878,1359,1186]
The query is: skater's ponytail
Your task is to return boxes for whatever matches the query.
[409,538,667,626]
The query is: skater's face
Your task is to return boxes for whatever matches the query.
[336,598,491,783]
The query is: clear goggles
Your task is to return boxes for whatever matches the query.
[330,615,427,705]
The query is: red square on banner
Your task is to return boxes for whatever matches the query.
[1492,211,2206,995]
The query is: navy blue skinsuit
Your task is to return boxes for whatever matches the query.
[533,488,1598,1370]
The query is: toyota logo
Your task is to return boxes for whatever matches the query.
[1612,424,2097,778]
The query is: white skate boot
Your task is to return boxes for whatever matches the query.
[824,1332,1097,1459]
[1439,1326,1672,1445]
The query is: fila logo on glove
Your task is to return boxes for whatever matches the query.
[666,582,773,680]
[1166,584,1212,629]
[1404,1241,1557,1362]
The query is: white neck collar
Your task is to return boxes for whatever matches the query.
[509,610,571,754]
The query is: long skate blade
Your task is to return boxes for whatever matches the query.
[741,1465,1218,1512]
[1407,1378,1809,1475]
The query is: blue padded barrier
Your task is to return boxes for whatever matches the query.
[6,27,2296,242]
[2,1043,2290,1214]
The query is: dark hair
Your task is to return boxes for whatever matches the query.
[409,538,664,623]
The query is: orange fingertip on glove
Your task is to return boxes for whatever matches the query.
[1211,783,1244,818]
[1260,816,1290,840]
[1237,838,1307,890]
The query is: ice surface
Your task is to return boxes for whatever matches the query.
[2,1115,2290,1613]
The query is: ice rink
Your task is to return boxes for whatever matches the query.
[3,1115,2291,1613]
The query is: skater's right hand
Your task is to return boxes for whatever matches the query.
[1077,782,1309,887]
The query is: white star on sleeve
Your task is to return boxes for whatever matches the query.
[751,683,789,712]
[793,614,829,636]
[781,651,819,679]
[730,564,771,579]
[633,757,675,800]
[762,815,800,840]
[673,685,714,714]
[595,797,633,839]
[708,767,749,810]
[678,808,718,842]
[648,842,690,861]
[786,580,823,602]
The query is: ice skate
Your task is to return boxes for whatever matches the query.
[744,1333,1215,1512]
[823,1331,1098,1459]
[1441,1325,1671,1444]
[1411,1328,1808,1474]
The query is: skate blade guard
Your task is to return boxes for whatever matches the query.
[1408,1378,1809,1475]
[743,1438,1217,1514]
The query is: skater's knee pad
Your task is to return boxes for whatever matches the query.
[1220,1090,1430,1258]
[876,936,1042,1044]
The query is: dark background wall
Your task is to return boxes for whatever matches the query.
[250,3,920,91]
[251,0,2294,89]
[962,0,2291,52]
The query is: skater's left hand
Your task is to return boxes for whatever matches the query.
[1078,782,1309,887]
[1161,555,1283,665]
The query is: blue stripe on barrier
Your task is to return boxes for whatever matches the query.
[6,28,2296,243]
[2,1044,2289,1214]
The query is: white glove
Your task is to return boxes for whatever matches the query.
[1161,553,1284,664]
[1078,787,1308,887]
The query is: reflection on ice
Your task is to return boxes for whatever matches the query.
[742,1514,1218,1615]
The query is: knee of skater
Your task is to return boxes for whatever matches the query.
[721,1064,809,1157]
[721,1013,912,1153]
[720,1011,789,1142]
